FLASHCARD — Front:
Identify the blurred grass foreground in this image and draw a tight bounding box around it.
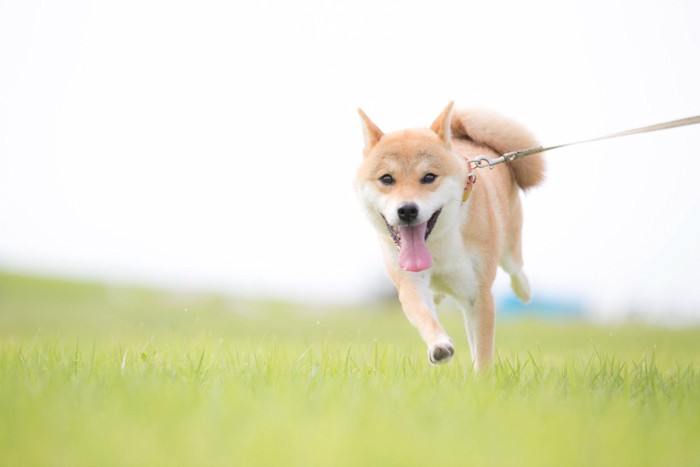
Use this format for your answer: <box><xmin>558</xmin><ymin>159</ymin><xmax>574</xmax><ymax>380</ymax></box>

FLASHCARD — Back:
<box><xmin>1</xmin><ymin>271</ymin><xmax>699</xmax><ymax>466</ymax></box>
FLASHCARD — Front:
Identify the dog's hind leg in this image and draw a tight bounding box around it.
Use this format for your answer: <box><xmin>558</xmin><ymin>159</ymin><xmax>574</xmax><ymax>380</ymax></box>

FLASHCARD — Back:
<box><xmin>502</xmin><ymin>254</ymin><xmax>531</xmax><ymax>303</ymax></box>
<box><xmin>501</xmin><ymin>196</ymin><xmax>532</xmax><ymax>303</ymax></box>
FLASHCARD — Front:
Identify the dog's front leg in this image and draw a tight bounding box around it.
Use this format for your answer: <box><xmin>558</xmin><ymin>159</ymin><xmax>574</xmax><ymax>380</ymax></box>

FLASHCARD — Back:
<box><xmin>463</xmin><ymin>286</ymin><xmax>495</xmax><ymax>372</ymax></box>
<box><xmin>395</xmin><ymin>274</ymin><xmax>454</xmax><ymax>364</ymax></box>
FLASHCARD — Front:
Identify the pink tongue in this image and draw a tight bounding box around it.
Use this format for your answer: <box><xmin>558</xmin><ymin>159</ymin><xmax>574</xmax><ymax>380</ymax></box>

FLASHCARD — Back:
<box><xmin>398</xmin><ymin>222</ymin><xmax>432</xmax><ymax>272</ymax></box>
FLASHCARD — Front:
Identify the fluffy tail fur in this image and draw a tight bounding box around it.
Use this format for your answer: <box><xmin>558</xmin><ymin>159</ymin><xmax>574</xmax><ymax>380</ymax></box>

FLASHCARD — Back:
<box><xmin>450</xmin><ymin>108</ymin><xmax>545</xmax><ymax>190</ymax></box>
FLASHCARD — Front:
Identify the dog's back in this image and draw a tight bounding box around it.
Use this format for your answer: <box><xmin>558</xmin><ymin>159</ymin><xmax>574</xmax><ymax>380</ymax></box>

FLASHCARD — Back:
<box><xmin>450</xmin><ymin>108</ymin><xmax>545</xmax><ymax>190</ymax></box>
<box><xmin>446</xmin><ymin>109</ymin><xmax>545</xmax><ymax>304</ymax></box>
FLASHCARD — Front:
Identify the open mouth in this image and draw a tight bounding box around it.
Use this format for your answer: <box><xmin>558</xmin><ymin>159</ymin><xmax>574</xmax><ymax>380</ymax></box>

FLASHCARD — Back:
<box><xmin>382</xmin><ymin>210</ymin><xmax>442</xmax><ymax>247</ymax></box>
<box><xmin>381</xmin><ymin>209</ymin><xmax>441</xmax><ymax>272</ymax></box>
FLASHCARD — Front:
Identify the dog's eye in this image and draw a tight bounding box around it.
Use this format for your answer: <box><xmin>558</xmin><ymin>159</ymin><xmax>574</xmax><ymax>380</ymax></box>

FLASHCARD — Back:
<box><xmin>379</xmin><ymin>174</ymin><xmax>395</xmax><ymax>186</ymax></box>
<box><xmin>421</xmin><ymin>173</ymin><xmax>438</xmax><ymax>184</ymax></box>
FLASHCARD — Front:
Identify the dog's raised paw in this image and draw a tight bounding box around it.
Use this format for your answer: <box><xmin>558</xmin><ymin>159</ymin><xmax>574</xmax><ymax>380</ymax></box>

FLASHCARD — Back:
<box><xmin>428</xmin><ymin>341</ymin><xmax>454</xmax><ymax>365</ymax></box>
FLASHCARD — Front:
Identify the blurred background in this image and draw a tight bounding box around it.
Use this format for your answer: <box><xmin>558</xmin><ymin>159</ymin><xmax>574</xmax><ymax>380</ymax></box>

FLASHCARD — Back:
<box><xmin>1</xmin><ymin>0</ymin><xmax>699</xmax><ymax>323</ymax></box>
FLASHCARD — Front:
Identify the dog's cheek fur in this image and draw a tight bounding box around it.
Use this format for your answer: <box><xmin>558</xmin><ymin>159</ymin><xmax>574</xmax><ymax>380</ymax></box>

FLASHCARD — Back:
<box><xmin>354</xmin><ymin>176</ymin><xmax>409</xmax><ymax>227</ymax></box>
<box><xmin>356</xmin><ymin>181</ymin><xmax>392</xmax><ymax>233</ymax></box>
<box><xmin>428</xmin><ymin>178</ymin><xmax>464</xmax><ymax>235</ymax></box>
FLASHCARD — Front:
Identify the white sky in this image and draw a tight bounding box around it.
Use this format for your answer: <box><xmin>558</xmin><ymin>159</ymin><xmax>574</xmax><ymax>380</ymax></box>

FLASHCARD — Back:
<box><xmin>1</xmin><ymin>0</ymin><xmax>700</xmax><ymax>321</ymax></box>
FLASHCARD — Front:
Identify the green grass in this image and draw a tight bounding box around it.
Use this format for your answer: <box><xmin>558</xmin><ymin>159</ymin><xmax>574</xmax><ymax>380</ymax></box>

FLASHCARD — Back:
<box><xmin>1</xmin><ymin>272</ymin><xmax>699</xmax><ymax>466</ymax></box>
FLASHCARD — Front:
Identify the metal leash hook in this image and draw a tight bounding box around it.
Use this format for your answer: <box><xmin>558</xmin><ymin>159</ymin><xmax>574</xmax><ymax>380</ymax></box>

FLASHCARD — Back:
<box><xmin>468</xmin><ymin>155</ymin><xmax>504</xmax><ymax>169</ymax></box>
<box><xmin>468</xmin><ymin>146</ymin><xmax>548</xmax><ymax>170</ymax></box>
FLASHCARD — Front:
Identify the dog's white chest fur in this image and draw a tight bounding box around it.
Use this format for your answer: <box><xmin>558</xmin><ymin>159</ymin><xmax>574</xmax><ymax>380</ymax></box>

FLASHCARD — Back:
<box><xmin>429</xmin><ymin>239</ymin><xmax>481</xmax><ymax>304</ymax></box>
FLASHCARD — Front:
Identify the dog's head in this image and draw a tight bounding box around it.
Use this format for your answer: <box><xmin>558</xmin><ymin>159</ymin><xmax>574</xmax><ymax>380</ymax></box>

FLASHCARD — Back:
<box><xmin>354</xmin><ymin>103</ymin><xmax>465</xmax><ymax>272</ymax></box>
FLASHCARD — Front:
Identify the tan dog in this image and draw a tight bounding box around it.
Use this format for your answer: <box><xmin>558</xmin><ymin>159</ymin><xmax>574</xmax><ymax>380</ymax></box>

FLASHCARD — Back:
<box><xmin>355</xmin><ymin>103</ymin><xmax>545</xmax><ymax>371</ymax></box>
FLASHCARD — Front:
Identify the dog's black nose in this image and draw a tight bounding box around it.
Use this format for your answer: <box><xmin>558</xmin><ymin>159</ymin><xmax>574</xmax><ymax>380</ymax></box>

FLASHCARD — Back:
<box><xmin>397</xmin><ymin>203</ymin><xmax>419</xmax><ymax>222</ymax></box>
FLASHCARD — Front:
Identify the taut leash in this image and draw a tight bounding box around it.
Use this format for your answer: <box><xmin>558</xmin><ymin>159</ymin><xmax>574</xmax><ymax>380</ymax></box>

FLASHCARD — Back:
<box><xmin>467</xmin><ymin>114</ymin><xmax>700</xmax><ymax>170</ymax></box>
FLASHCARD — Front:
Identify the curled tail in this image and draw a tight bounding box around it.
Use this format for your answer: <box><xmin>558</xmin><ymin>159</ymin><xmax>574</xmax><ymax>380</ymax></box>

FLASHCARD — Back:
<box><xmin>450</xmin><ymin>108</ymin><xmax>545</xmax><ymax>190</ymax></box>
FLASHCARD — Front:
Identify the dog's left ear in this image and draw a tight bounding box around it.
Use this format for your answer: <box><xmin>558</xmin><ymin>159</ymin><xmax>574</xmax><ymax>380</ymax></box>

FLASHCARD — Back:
<box><xmin>430</xmin><ymin>101</ymin><xmax>454</xmax><ymax>149</ymax></box>
<box><xmin>358</xmin><ymin>108</ymin><xmax>384</xmax><ymax>157</ymax></box>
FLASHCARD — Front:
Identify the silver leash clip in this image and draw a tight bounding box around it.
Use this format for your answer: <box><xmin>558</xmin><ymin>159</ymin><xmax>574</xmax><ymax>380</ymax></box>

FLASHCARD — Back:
<box><xmin>469</xmin><ymin>155</ymin><xmax>505</xmax><ymax>169</ymax></box>
<box><xmin>469</xmin><ymin>146</ymin><xmax>545</xmax><ymax>169</ymax></box>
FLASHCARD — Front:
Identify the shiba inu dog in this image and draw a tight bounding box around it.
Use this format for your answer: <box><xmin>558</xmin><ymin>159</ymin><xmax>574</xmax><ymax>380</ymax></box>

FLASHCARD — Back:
<box><xmin>355</xmin><ymin>103</ymin><xmax>544</xmax><ymax>371</ymax></box>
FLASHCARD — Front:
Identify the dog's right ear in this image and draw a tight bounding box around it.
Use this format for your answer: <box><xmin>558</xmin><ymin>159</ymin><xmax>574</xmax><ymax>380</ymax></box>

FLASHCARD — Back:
<box><xmin>430</xmin><ymin>101</ymin><xmax>454</xmax><ymax>149</ymax></box>
<box><xmin>358</xmin><ymin>108</ymin><xmax>384</xmax><ymax>157</ymax></box>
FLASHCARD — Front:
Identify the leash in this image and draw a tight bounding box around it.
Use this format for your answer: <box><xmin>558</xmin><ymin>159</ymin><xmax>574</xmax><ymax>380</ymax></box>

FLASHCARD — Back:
<box><xmin>467</xmin><ymin>114</ymin><xmax>700</xmax><ymax>170</ymax></box>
